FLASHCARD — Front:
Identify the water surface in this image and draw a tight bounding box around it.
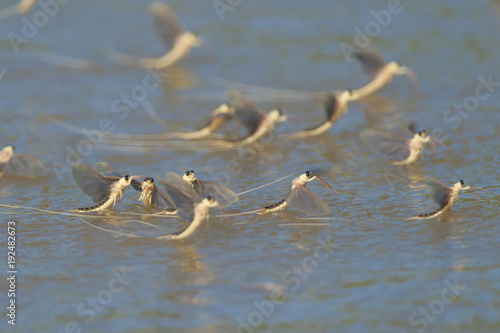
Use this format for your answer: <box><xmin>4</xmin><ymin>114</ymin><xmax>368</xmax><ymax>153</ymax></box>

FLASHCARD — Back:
<box><xmin>0</xmin><ymin>0</ymin><xmax>499</xmax><ymax>332</ymax></box>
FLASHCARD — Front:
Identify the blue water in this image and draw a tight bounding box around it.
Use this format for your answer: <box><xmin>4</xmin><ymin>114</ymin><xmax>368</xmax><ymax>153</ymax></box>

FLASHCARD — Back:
<box><xmin>0</xmin><ymin>0</ymin><xmax>499</xmax><ymax>332</ymax></box>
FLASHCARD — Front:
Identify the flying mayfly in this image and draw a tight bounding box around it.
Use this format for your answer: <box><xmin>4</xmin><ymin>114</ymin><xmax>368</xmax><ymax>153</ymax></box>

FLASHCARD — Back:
<box><xmin>259</xmin><ymin>171</ymin><xmax>332</xmax><ymax>216</ymax></box>
<box><xmin>71</xmin><ymin>163</ymin><xmax>142</xmax><ymax>212</ymax></box>
<box><xmin>222</xmin><ymin>90</ymin><xmax>287</xmax><ymax>146</ymax></box>
<box><xmin>105</xmin><ymin>1</ymin><xmax>202</xmax><ymax>70</ymax></box>
<box><xmin>207</xmin><ymin>46</ymin><xmax>417</xmax><ymax>104</ymax></box>
<box><xmin>134</xmin><ymin>177</ymin><xmax>177</xmax><ymax>213</ymax></box>
<box><xmin>0</xmin><ymin>145</ymin><xmax>45</xmax><ymax>179</ymax></box>
<box><xmin>102</xmin><ymin>103</ymin><xmax>235</xmax><ymax>145</ymax></box>
<box><xmin>156</xmin><ymin>172</ymin><xmax>220</xmax><ymax>240</ymax></box>
<box><xmin>280</xmin><ymin>90</ymin><xmax>352</xmax><ymax>140</ymax></box>
<box><xmin>360</xmin><ymin>126</ymin><xmax>447</xmax><ymax>165</ymax></box>
<box><xmin>349</xmin><ymin>47</ymin><xmax>419</xmax><ymax>101</ymax></box>
<box><xmin>0</xmin><ymin>0</ymin><xmax>37</xmax><ymax>19</ymax></box>
<box><xmin>407</xmin><ymin>178</ymin><xmax>492</xmax><ymax>220</ymax></box>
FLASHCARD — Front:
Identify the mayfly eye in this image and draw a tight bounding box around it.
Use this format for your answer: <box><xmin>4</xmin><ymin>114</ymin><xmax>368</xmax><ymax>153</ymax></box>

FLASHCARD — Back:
<box><xmin>305</xmin><ymin>171</ymin><xmax>311</xmax><ymax>177</ymax></box>
<box><xmin>125</xmin><ymin>175</ymin><xmax>130</xmax><ymax>181</ymax></box>
<box><xmin>460</xmin><ymin>180</ymin><xmax>464</xmax><ymax>185</ymax></box>
<box><xmin>150</xmin><ymin>178</ymin><xmax>154</xmax><ymax>182</ymax></box>
<box><xmin>347</xmin><ymin>89</ymin><xmax>353</xmax><ymax>94</ymax></box>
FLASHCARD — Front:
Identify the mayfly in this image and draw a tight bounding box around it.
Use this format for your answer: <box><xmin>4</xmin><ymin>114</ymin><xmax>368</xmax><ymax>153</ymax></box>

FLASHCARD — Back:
<box><xmin>102</xmin><ymin>103</ymin><xmax>234</xmax><ymax>144</ymax></box>
<box><xmin>0</xmin><ymin>145</ymin><xmax>45</xmax><ymax>179</ymax></box>
<box><xmin>180</xmin><ymin>170</ymin><xmax>238</xmax><ymax>207</ymax></box>
<box><xmin>223</xmin><ymin>90</ymin><xmax>287</xmax><ymax>147</ymax></box>
<box><xmin>208</xmin><ymin>47</ymin><xmax>416</xmax><ymax>103</ymax></box>
<box><xmin>360</xmin><ymin>127</ymin><xmax>446</xmax><ymax>165</ymax></box>
<box><xmin>281</xmin><ymin>90</ymin><xmax>352</xmax><ymax>139</ymax></box>
<box><xmin>407</xmin><ymin>178</ymin><xmax>492</xmax><ymax>220</ymax></box>
<box><xmin>71</xmin><ymin>164</ymin><xmax>139</xmax><ymax>212</ymax></box>
<box><xmin>105</xmin><ymin>1</ymin><xmax>202</xmax><ymax>70</ymax></box>
<box><xmin>0</xmin><ymin>0</ymin><xmax>37</xmax><ymax>19</ymax></box>
<box><xmin>134</xmin><ymin>177</ymin><xmax>177</xmax><ymax>213</ymax></box>
<box><xmin>156</xmin><ymin>173</ymin><xmax>220</xmax><ymax>240</ymax></box>
<box><xmin>259</xmin><ymin>171</ymin><xmax>332</xmax><ymax>216</ymax></box>
<box><xmin>350</xmin><ymin>47</ymin><xmax>419</xmax><ymax>101</ymax></box>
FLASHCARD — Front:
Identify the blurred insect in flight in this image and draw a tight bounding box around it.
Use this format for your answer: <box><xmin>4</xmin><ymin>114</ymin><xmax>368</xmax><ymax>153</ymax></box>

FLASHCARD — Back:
<box><xmin>105</xmin><ymin>1</ymin><xmax>202</xmax><ymax>70</ymax></box>
<box><xmin>259</xmin><ymin>171</ymin><xmax>332</xmax><ymax>216</ymax></box>
<box><xmin>156</xmin><ymin>173</ymin><xmax>220</xmax><ymax>240</ymax></box>
<box><xmin>407</xmin><ymin>178</ymin><xmax>492</xmax><ymax>220</ymax></box>
<box><xmin>71</xmin><ymin>164</ymin><xmax>141</xmax><ymax>212</ymax></box>
<box><xmin>0</xmin><ymin>145</ymin><xmax>45</xmax><ymax>179</ymax></box>
<box><xmin>361</xmin><ymin>126</ymin><xmax>446</xmax><ymax>165</ymax></box>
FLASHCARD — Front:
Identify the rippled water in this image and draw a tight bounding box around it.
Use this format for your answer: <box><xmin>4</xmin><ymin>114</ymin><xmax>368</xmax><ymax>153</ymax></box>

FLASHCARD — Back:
<box><xmin>1</xmin><ymin>0</ymin><xmax>500</xmax><ymax>332</ymax></box>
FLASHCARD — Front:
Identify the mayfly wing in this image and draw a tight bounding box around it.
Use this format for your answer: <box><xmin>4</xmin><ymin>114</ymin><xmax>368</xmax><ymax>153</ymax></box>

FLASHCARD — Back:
<box><xmin>72</xmin><ymin>164</ymin><xmax>111</xmax><ymax>203</ymax></box>
<box><xmin>149</xmin><ymin>1</ymin><xmax>184</xmax><ymax>51</ymax></box>
<box><xmin>323</xmin><ymin>93</ymin><xmax>339</xmax><ymax>120</ymax></box>
<box><xmin>360</xmin><ymin>129</ymin><xmax>410</xmax><ymax>163</ymax></box>
<box><xmin>94</xmin><ymin>162</ymin><xmax>117</xmax><ymax>175</ymax></box>
<box><xmin>286</xmin><ymin>187</ymin><xmax>331</xmax><ymax>216</ymax></box>
<box><xmin>198</xmin><ymin>181</ymin><xmax>239</xmax><ymax>208</ymax></box>
<box><xmin>424</xmin><ymin>178</ymin><xmax>451</xmax><ymax>207</ymax></box>
<box><xmin>94</xmin><ymin>162</ymin><xmax>142</xmax><ymax>191</ymax></box>
<box><xmin>164</xmin><ymin>172</ymin><xmax>201</xmax><ymax>200</ymax></box>
<box><xmin>354</xmin><ymin>48</ymin><xmax>387</xmax><ymax>78</ymax></box>
<box><xmin>129</xmin><ymin>179</ymin><xmax>143</xmax><ymax>192</ymax></box>
<box><xmin>151</xmin><ymin>187</ymin><xmax>176</xmax><ymax>210</ymax></box>
<box><xmin>227</xmin><ymin>90</ymin><xmax>266</xmax><ymax>135</ymax></box>
<box><xmin>2</xmin><ymin>154</ymin><xmax>45</xmax><ymax>178</ymax></box>
<box><xmin>407</xmin><ymin>121</ymin><xmax>417</xmax><ymax>134</ymax></box>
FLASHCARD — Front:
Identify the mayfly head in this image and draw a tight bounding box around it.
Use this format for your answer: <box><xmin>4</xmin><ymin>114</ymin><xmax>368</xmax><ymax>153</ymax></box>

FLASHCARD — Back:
<box><xmin>183</xmin><ymin>170</ymin><xmax>196</xmax><ymax>182</ymax></box>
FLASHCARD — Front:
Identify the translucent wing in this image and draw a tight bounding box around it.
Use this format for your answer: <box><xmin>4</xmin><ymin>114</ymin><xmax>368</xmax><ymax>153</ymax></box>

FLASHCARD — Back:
<box><xmin>94</xmin><ymin>162</ymin><xmax>118</xmax><ymax>175</ymax></box>
<box><xmin>407</xmin><ymin>121</ymin><xmax>418</xmax><ymax>134</ymax></box>
<box><xmin>1</xmin><ymin>153</ymin><xmax>45</xmax><ymax>178</ymax></box>
<box><xmin>197</xmin><ymin>180</ymin><xmax>239</xmax><ymax>208</ymax></box>
<box><xmin>72</xmin><ymin>164</ymin><xmax>111</xmax><ymax>203</ymax></box>
<box><xmin>94</xmin><ymin>162</ymin><xmax>142</xmax><ymax>191</ymax></box>
<box><xmin>158</xmin><ymin>173</ymin><xmax>200</xmax><ymax>221</ymax></box>
<box><xmin>164</xmin><ymin>173</ymin><xmax>201</xmax><ymax>201</ymax></box>
<box><xmin>286</xmin><ymin>187</ymin><xmax>331</xmax><ymax>216</ymax></box>
<box><xmin>354</xmin><ymin>48</ymin><xmax>387</xmax><ymax>78</ymax></box>
<box><xmin>323</xmin><ymin>93</ymin><xmax>339</xmax><ymax>120</ymax></box>
<box><xmin>227</xmin><ymin>90</ymin><xmax>266</xmax><ymax>135</ymax></box>
<box><xmin>151</xmin><ymin>187</ymin><xmax>176</xmax><ymax>210</ymax></box>
<box><xmin>149</xmin><ymin>1</ymin><xmax>184</xmax><ymax>51</ymax></box>
<box><xmin>424</xmin><ymin>178</ymin><xmax>451</xmax><ymax>206</ymax></box>
<box><xmin>360</xmin><ymin>129</ymin><xmax>410</xmax><ymax>162</ymax></box>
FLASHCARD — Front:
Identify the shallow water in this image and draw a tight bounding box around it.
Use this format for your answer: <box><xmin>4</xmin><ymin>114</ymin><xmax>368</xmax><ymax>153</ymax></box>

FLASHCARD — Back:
<box><xmin>1</xmin><ymin>0</ymin><xmax>500</xmax><ymax>332</ymax></box>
